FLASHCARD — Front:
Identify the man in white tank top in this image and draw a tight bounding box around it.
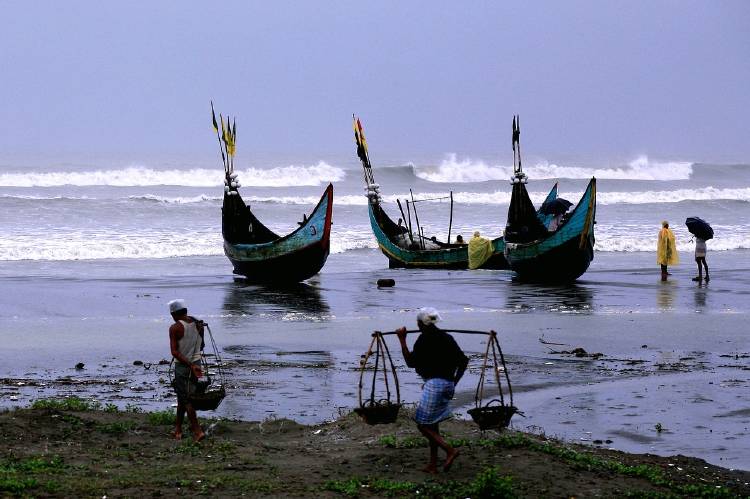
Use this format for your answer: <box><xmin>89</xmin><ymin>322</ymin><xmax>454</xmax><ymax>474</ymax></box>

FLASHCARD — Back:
<box><xmin>168</xmin><ymin>299</ymin><xmax>206</xmax><ymax>442</ymax></box>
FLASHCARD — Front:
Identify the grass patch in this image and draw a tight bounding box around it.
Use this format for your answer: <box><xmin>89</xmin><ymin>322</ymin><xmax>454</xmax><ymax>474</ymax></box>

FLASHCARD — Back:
<box><xmin>0</xmin><ymin>477</ymin><xmax>39</xmax><ymax>494</ymax></box>
<box><xmin>125</xmin><ymin>403</ymin><xmax>144</xmax><ymax>413</ymax></box>
<box><xmin>0</xmin><ymin>456</ymin><xmax>65</xmax><ymax>494</ymax></box>
<box><xmin>480</xmin><ymin>433</ymin><xmax>734</xmax><ymax>498</ymax></box>
<box><xmin>147</xmin><ymin>409</ymin><xmax>175</xmax><ymax>426</ymax></box>
<box><xmin>98</xmin><ymin>420</ymin><xmax>138</xmax><ymax>435</ymax></box>
<box><xmin>174</xmin><ymin>441</ymin><xmax>202</xmax><ymax>457</ymax></box>
<box><xmin>378</xmin><ymin>435</ymin><xmax>427</xmax><ymax>449</ymax></box>
<box><xmin>0</xmin><ymin>456</ymin><xmax>64</xmax><ymax>474</ymax></box>
<box><xmin>31</xmin><ymin>397</ymin><xmax>101</xmax><ymax>411</ymax></box>
<box><xmin>103</xmin><ymin>403</ymin><xmax>119</xmax><ymax>413</ymax></box>
<box><xmin>323</xmin><ymin>467</ymin><xmax>515</xmax><ymax>498</ymax></box>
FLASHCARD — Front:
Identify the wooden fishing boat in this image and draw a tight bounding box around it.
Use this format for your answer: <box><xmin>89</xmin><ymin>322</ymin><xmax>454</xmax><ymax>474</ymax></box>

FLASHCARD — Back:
<box><xmin>222</xmin><ymin>183</ymin><xmax>333</xmax><ymax>282</ymax></box>
<box><xmin>503</xmin><ymin>116</ymin><xmax>596</xmax><ymax>282</ymax></box>
<box><xmin>212</xmin><ymin>104</ymin><xmax>333</xmax><ymax>282</ymax></box>
<box><xmin>353</xmin><ymin>116</ymin><xmax>508</xmax><ymax>269</ymax></box>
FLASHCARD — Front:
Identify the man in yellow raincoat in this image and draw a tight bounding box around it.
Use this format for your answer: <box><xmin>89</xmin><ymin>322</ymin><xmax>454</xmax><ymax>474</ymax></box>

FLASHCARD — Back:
<box><xmin>657</xmin><ymin>221</ymin><xmax>679</xmax><ymax>281</ymax></box>
<box><xmin>468</xmin><ymin>231</ymin><xmax>493</xmax><ymax>269</ymax></box>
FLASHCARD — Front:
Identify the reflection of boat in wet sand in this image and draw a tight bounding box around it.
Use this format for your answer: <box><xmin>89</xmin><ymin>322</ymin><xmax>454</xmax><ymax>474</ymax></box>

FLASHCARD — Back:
<box><xmin>504</xmin><ymin>116</ymin><xmax>597</xmax><ymax>282</ymax></box>
<box><xmin>222</xmin><ymin>280</ymin><xmax>330</xmax><ymax>319</ymax></box>
<box><xmin>213</xmin><ymin>104</ymin><xmax>333</xmax><ymax>282</ymax></box>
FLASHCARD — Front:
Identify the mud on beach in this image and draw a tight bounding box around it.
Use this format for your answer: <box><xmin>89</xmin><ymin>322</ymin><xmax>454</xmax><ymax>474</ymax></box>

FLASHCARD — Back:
<box><xmin>1</xmin><ymin>400</ymin><xmax>749</xmax><ymax>498</ymax></box>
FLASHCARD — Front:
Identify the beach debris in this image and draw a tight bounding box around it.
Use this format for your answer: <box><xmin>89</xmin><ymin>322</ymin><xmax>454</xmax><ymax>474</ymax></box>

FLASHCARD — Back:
<box><xmin>376</xmin><ymin>278</ymin><xmax>395</xmax><ymax>288</ymax></box>
<box><xmin>75</xmin><ymin>363</ymin><xmax>85</xmax><ymax>370</ymax></box>
<box><xmin>133</xmin><ymin>360</ymin><xmax>144</xmax><ymax>366</ymax></box>
<box><xmin>539</xmin><ymin>336</ymin><xmax>567</xmax><ymax>346</ymax></box>
<box><xmin>550</xmin><ymin>347</ymin><xmax>603</xmax><ymax>359</ymax></box>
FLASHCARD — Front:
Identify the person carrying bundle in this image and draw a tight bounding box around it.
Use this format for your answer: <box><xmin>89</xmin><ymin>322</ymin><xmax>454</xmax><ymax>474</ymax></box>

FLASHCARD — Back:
<box><xmin>168</xmin><ymin>299</ymin><xmax>206</xmax><ymax>442</ymax></box>
<box><xmin>396</xmin><ymin>308</ymin><xmax>469</xmax><ymax>474</ymax></box>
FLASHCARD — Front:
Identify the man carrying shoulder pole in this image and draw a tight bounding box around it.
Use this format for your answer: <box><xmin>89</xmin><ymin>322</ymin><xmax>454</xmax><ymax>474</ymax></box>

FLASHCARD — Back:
<box><xmin>396</xmin><ymin>308</ymin><xmax>469</xmax><ymax>474</ymax></box>
<box><xmin>168</xmin><ymin>299</ymin><xmax>206</xmax><ymax>442</ymax></box>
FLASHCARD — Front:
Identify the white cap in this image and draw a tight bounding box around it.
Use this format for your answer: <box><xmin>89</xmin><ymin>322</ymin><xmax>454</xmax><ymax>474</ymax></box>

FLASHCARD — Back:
<box><xmin>417</xmin><ymin>307</ymin><xmax>441</xmax><ymax>326</ymax></box>
<box><xmin>168</xmin><ymin>299</ymin><xmax>187</xmax><ymax>314</ymax></box>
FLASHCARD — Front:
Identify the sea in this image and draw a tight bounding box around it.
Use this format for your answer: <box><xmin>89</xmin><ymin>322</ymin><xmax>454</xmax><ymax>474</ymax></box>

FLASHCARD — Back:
<box><xmin>1</xmin><ymin>154</ymin><xmax>749</xmax><ymax>470</ymax></box>
<box><xmin>1</xmin><ymin>155</ymin><xmax>749</xmax><ymax>261</ymax></box>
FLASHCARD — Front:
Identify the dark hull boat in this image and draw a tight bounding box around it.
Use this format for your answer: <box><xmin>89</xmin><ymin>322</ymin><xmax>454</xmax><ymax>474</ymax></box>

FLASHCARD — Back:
<box><xmin>212</xmin><ymin>104</ymin><xmax>333</xmax><ymax>283</ymax></box>
<box><xmin>503</xmin><ymin>116</ymin><xmax>596</xmax><ymax>282</ymax></box>
<box><xmin>353</xmin><ymin>116</ymin><xmax>507</xmax><ymax>270</ymax></box>
<box><xmin>222</xmin><ymin>184</ymin><xmax>333</xmax><ymax>282</ymax></box>
<box><xmin>367</xmin><ymin>201</ymin><xmax>508</xmax><ymax>269</ymax></box>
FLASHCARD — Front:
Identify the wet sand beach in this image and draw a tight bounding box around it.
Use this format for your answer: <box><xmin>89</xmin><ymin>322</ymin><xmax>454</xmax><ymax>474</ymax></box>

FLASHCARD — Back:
<box><xmin>2</xmin><ymin>250</ymin><xmax>749</xmax><ymax>476</ymax></box>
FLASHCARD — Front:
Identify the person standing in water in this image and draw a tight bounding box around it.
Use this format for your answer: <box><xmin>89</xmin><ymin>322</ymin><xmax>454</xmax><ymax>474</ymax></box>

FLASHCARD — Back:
<box><xmin>657</xmin><ymin>221</ymin><xmax>679</xmax><ymax>281</ymax></box>
<box><xmin>693</xmin><ymin>237</ymin><xmax>710</xmax><ymax>282</ymax></box>
<box><xmin>396</xmin><ymin>308</ymin><xmax>469</xmax><ymax>474</ymax></box>
<box><xmin>168</xmin><ymin>299</ymin><xmax>206</xmax><ymax>442</ymax></box>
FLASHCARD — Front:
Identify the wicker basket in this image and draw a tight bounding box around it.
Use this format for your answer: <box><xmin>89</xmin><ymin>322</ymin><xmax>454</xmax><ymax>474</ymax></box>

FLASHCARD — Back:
<box><xmin>189</xmin><ymin>387</ymin><xmax>226</xmax><ymax>411</ymax></box>
<box><xmin>354</xmin><ymin>401</ymin><xmax>401</xmax><ymax>425</ymax></box>
<box><xmin>467</xmin><ymin>400</ymin><xmax>517</xmax><ymax>430</ymax></box>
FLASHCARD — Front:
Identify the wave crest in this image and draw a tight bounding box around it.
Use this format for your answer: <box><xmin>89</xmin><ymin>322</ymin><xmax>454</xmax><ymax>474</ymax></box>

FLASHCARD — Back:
<box><xmin>415</xmin><ymin>154</ymin><xmax>693</xmax><ymax>183</ymax></box>
<box><xmin>0</xmin><ymin>161</ymin><xmax>345</xmax><ymax>188</ymax></box>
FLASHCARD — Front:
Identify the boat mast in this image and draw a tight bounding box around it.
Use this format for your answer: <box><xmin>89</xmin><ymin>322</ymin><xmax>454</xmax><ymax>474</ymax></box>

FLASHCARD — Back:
<box><xmin>511</xmin><ymin>115</ymin><xmax>526</xmax><ymax>185</ymax></box>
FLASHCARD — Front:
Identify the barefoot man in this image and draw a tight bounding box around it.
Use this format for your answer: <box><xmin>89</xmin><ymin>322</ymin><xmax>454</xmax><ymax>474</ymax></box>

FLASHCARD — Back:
<box><xmin>168</xmin><ymin>299</ymin><xmax>206</xmax><ymax>442</ymax></box>
<box><xmin>396</xmin><ymin>308</ymin><xmax>469</xmax><ymax>473</ymax></box>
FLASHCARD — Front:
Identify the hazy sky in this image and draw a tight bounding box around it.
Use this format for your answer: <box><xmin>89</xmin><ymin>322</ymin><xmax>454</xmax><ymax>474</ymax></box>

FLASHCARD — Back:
<box><xmin>1</xmin><ymin>1</ymin><xmax>748</xmax><ymax>165</ymax></box>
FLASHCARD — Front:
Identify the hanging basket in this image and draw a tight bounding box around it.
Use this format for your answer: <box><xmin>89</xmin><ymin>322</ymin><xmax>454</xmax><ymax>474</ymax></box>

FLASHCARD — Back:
<box><xmin>356</xmin><ymin>332</ymin><xmax>401</xmax><ymax>426</ymax></box>
<box><xmin>468</xmin><ymin>399</ymin><xmax>517</xmax><ymax>430</ymax></box>
<box><xmin>354</xmin><ymin>399</ymin><xmax>401</xmax><ymax>425</ymax></box>
<box><xmin>469</xmin><ymin>330</ymin><xmax>517</xmax><ymax>431</ymax></box>
<box><xmin>168</xmin><ymin>322</ymin><xmax>228</xmax><ymax>412</ymax></box>
<box><xmin>189</xmin><ymin>386</ymin><xmax>226</xmax><ymax>411</ymax></box>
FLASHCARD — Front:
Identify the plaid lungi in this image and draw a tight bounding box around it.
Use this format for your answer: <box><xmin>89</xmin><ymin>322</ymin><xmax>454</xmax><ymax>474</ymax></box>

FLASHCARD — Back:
<box><xmin>415</xmin><ymin>378</ymin><xmax>455</xmax><ymax>425</ymax></box>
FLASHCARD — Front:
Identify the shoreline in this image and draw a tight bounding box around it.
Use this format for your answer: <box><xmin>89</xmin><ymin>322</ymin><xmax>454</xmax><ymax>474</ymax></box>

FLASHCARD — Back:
<box><xmin>1</xmin><ymin>399</ymin><xmax>749</xmax><ymax>497</ymax></box>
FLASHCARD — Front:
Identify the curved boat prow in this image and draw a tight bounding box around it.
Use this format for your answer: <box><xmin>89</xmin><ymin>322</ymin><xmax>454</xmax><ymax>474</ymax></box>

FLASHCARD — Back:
<box><xmin>504</xmin><ymin>177</ymin><xmax>596</xmax><ymax>282</ymax></box>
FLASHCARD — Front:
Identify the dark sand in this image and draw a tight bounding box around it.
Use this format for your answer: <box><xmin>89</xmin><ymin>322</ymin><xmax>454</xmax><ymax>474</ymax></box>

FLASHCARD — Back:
<box><xmin>2</xmin><ymin>404</ymin><xmax>749</xmax><ymax>497</ymax></box>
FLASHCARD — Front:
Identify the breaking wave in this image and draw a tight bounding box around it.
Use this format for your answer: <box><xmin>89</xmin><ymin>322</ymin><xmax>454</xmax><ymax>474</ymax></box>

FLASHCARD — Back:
<box><xmin>0</xmin><ymin>161</ymin><xmax>345</xmax><ymax>188</ymax></box>
<box><xmin>415</xmin><ymin>154</ymin><xmax>693</xmax><ymax>183</ymax></box>
<box><xmin>233</xmin><ymin>187</ymin><xmax>750</xmax><ymax>206</ymax></box>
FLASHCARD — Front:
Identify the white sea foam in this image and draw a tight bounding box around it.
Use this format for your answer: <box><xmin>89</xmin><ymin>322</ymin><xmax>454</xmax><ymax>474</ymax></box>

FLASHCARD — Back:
<box><xmin>594</xmin><ymin>225</ymin><xmax>750</xmax><ymax>252</ymax></box>
<box><xmin>3</xmin><ymin>222</ymin><xmax>748</xmax><ymax>262</ymax></box>
<box><xmin>0</xmin><ymin>161</ymin><xmax>345</xmax><ymax>188</ymax></box>
<box><xmin>130</xmin><ymin>194</ymin><xmax>221</xmax><ymax>204</ymax></box>
<box><xmin>0</xmin><ymin>231</ymin><xmax>225</xmax><ymax>261</ymax></box>
<box><xmin>415</xmin><ymin>154</ymin><xmax>693</xmax><ymax>183</ymax></box>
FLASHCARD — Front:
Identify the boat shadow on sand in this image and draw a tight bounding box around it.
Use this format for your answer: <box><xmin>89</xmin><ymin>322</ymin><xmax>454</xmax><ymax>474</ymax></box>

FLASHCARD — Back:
<box><xmin>222</xmin><ymin>279</ymin><xmax>330</xmax><ymax>322</ymax></box>
<box><xmin>504</xmin><ymin>281</ymin><xmax>594</xmax><ymax>313</ymax></box>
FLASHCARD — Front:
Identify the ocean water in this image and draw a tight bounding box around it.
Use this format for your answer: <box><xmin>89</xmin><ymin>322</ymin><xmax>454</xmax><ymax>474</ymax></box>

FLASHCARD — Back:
<box><xmin>1</xmin><ymin>155</ymin><xmax>748</xmax><ymax>262</ymax></box>
<box><xmin>1</xmin><ymin>154</ymin><xmax>750</xmax><ymax>469</ymax></box>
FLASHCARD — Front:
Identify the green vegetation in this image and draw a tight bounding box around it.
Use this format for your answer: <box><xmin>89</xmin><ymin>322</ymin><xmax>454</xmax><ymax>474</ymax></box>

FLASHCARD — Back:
<box><xmin>478</xmin><ymin>432</ymin><xmax>734</xmax><ymax>498</ymax></box>
<box><xmin>378</xmin><ymin>435</ymin><xmax>427</xmax><ymax>449</ymax></box>
<box><xmin>31</xmin><ymin>397</ymin><xmax>101</xmax><ymax>411</ymax></box>
<box><xmin>147</xmin><ymin>409</ymin><xmax>175</xmax><ymax>426</ymax></box>
<box><xmin>98</xmin><ymin>420</ymin><xmax>138</xmax><ymax>435</ymax></box>
<box><xmin>0</xmin><ymin>456</ymin><xmax>65</xmax><ymax>494</ymax></box>
<box><xmin>323</xmin><ymin>466</ymin><xmax>515</xmax><ymax>498</ymax></box>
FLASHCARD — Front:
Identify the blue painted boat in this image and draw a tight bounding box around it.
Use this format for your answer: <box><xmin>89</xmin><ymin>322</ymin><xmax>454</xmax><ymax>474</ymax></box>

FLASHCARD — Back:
<box><xmin>503</xmin><ymin>116</ymin><xmax>596</xmax><ymax>282</ymax></box>
<box><xmin>353</xmin><ymin>115</ymin><xmax>508</xmax><ymax>269</ymax></box>
<box><xmin>222</xmin><ymin>183</ymin><xmax>333</xmax><ymax>282</ymax></box>
<box><xmin>211</xmin><ymin>106</ymin><xmax>333</xmax><ymax>282</ymax></box>
<box><xmin>504</xmin><ymin>178</ymin><xmax>596</xmax><ymax>282</ymax></box>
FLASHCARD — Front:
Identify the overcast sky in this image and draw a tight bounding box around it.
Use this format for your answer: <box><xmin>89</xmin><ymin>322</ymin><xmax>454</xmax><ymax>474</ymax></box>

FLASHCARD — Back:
<box><xmin>1</xmin><ymin>1</ymin><xmax>748</xmax><ymax>165</ymax></box>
